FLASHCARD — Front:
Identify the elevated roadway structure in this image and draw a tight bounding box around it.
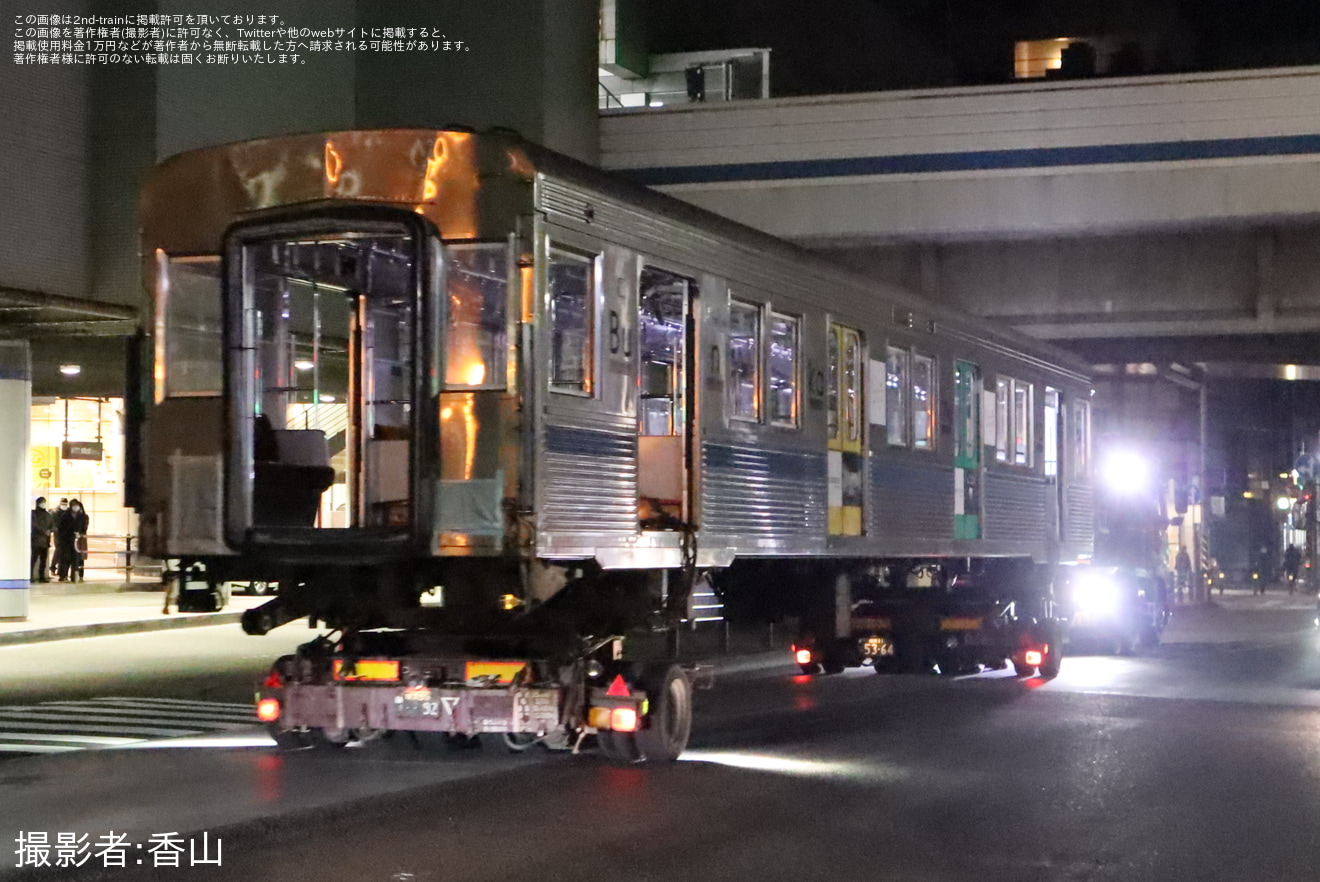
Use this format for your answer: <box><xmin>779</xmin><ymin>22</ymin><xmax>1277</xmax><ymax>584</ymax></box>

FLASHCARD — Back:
<box><xmin>601</xmin><ymin>66</ymin><xmax>1320</xmax><ymax>366</ymax></box>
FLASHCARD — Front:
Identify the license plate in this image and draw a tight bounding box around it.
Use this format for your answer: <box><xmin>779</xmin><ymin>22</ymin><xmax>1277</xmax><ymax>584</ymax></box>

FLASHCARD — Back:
<box><xmin>395</xmin><ymin>687</ymin><xmax>445</xmax><ymax>718</ymax></box>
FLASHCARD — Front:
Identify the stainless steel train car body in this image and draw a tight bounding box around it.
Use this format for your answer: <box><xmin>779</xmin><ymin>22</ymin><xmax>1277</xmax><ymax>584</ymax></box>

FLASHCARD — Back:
<box><xmin>137</xmin><ymin>128</ymin><xmax>1093</xmax><ymax>593</ymax></box>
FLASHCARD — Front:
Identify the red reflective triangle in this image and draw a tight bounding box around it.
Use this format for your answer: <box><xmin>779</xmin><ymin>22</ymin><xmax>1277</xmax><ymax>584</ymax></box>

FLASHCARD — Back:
<box><xmin>606</xmin><ymin>675</ymin><xmax>630</xmax><ymax>697</ymax></box>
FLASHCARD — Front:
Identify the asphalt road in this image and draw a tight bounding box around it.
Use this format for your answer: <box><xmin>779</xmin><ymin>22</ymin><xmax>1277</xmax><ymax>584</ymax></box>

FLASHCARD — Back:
<box><xmin>3</xmin><ymin>595</ymin><xmax>1320</xmax><ymax>881</ymax></box>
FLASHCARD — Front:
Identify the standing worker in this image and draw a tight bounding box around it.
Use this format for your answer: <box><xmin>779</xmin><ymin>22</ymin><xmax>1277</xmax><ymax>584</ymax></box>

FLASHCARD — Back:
<box><xmin>55</xmin><ymin>499</ymin><xmax>89</xmax><ymax>583</ymax></box>
<box><xmin>49</xmin><ymin>498</ymin><xmax>69</xmax><ymax>579</ymax></box>
<box><xmin>1175</xmin><ymin>546</ymin><xmax>1191</xmax><ymax>603</ymax></box>
<box><xmin>1284</xmin><ymin>544</ymin><xmax>1303</xmax><ymax>594</ymax></box>
<box><xmin>29</xmin><ymin>497</ymin><xmax>53</xmax><ymax>583</ymax></box>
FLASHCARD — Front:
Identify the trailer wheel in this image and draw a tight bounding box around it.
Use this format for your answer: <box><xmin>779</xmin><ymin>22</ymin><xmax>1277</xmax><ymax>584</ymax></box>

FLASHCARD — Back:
<box><xmin>1039</xmin><ymin>641</ymin><xmax>1062</xmax><ymax>678</ymax></box>
<box><xmin>266</xmin><ymin>723</ymin><xmax>311</xmax><ymax>751</ymax></box>
<box><xmin>308</xmin><ymin>727</ymin><xmax>351</xmax><ymax>749</ymax></box>
<box><xmin>480</xmin><ymin>733</ymin><xmax>539</xmax><ymax>753</ymax></box>
<box><xmin>1012</xmin><ymin>659</ymin><xmax>1037</xmax><ymax>677</ymax></box>
<box><xmin>596</xmin><ymin>731</ymin><xmax>640</xmax><ymax>763</ymax></box>
<box><xmin>633</xmin><ymin>664</ymin><xmax>693</xmax><ymax>762</ymax></box>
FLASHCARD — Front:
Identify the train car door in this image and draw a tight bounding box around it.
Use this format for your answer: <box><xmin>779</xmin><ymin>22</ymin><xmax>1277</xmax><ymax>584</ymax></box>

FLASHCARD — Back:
<box><xmin>953</xmin><ymin>360</ymin><xmax>982</xmax><ymax>539</ymax></box>
<box><xmin>828</xmin><ymin>323</ymin><xmax>865</xmax><ymax>536</ymax></box>
<box><xmin>1044</xmin><ymin>387</ymin><xmax>1063</xmax><ymax>539</ymax></box>
<box><xmin>637</xmin><ymin>267</ymin><xmax>695</xmax><ymax>529</ymax></box>
<box><xmin>223</xmin><ymin>213</ymin><xmax>432</xmax><ymax>546</ymax></box>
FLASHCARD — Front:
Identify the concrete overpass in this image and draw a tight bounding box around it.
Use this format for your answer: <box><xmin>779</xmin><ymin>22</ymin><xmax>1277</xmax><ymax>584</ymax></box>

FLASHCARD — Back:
<box><xmin>600</xmin><ymin>66</ymin><xmax>1320</xmax><ymax>364</ymax></box>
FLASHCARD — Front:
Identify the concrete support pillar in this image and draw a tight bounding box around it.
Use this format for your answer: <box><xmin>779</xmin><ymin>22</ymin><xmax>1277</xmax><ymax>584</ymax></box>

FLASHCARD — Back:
<box><xmin>0</xmin><ymin>342</ymin><xmax>32</xmax><ymax>621</ymax></box>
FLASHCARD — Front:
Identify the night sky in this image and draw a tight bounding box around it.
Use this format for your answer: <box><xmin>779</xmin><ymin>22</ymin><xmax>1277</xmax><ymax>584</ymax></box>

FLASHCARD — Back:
<box><xmin>642</xmin><ymin>0</ymin><xmax>1320</xmax><ymax>95</ymax></box>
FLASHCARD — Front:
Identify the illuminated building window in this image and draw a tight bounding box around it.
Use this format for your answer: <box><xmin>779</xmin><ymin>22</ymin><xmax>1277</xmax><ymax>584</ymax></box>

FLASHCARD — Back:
<box><xmin>1013</xmin><ymin>39</ymin><xmax>1071</xmax><ymax>79</ymax></box>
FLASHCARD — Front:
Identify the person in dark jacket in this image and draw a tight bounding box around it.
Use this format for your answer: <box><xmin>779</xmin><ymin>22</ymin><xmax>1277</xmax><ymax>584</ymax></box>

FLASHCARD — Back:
<box><xmin>55</xmin><ymin>499</ymin><xmax>89</xmax><ymax>582</ymax></box>
<box><xmin>49</xmin><ymin>498</ymin><xmax>69</xmax><ymax>579</ymax></box>
<box><xmin>29</xmin><ymin>497</ymin><xmax>53</xmax><ymax>583</ymax></box>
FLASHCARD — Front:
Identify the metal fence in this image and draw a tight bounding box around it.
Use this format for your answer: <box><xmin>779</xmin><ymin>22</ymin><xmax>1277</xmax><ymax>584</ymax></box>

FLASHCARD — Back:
<box><xmin>79</xmin><ymin>533</ymin><xmax>161</xmax><ymax>583</ymax></box>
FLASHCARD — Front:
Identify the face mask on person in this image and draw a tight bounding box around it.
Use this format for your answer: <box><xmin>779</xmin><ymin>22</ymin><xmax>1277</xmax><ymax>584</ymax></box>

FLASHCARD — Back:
<box><xmin>58</xmin><ymin>503</ymin><xmax>68</xmax><ymax>511</ymax></box>
<box><xmin>36</xmin><ymin>501</ymin><xmax>46</xmax><ymax>510</ymax></box>
<box><xmin>71</xmin><ymin>505</ymin><xmax>82</xmax><ymax>513</ymax></box>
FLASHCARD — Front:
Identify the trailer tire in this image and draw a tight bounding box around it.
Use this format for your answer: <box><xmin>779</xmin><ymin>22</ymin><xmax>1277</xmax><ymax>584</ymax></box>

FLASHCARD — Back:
<box><xmin>267</xmin><ymin>724</ymin><xmax>311</xmax><ymax>751</ymax></box>
<box><xmin>597</xmin><ymin>731</ymin><xmax>640</xmax><ymax>763</ymax></box>
<box><xmin>1013</xmin><ymin>659</ymin><xmax>1037</xmax><ymax>677</ymax></box>
<box><xmin>480</xmin><ymin>733</ymin><xmax>539</xmax><ymax>753</ymax></box>
<box><xmin>632</xmin><ymin>664</ymin><xmax>693</xmax><ymax>763</ymax></box>
<box><xmin>1039</xmin><ymin>642</ymin><xmax>1062</xmax><ymax>679</ymax></box>
<box><xmin>308</xmin><ymin>727</ymin><xmax>351</xmax><ymax>748</ymax></box>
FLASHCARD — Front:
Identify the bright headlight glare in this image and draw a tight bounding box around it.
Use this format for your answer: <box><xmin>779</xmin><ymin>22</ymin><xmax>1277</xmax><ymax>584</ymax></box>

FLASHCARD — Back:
<box><xmin>1101</xmin><ymin>450</ymin><xmax>1148</xmax><ymax>495</ymax></box>
<box><xmin>1073</xmin><ymin>573</ymin><xmax>1120</xmax><ymax>616</ymax></box>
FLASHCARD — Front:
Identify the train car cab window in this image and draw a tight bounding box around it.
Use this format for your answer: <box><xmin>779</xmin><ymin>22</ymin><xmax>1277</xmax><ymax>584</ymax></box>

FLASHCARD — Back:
<box><xmin>912</xmin><ymin>354</ymin><xmax>935</xmax><ymax>450</ymax></box>
<box><xmin>160</xmin><ymin>255</ymin><xmax>223</xmax><ymax>398</ymax></box>
<box><xmin>1013</xmin><ymin>380</ymin><xmax>1033</xmax><ymax>466</ymax></box>
<box><xmin>444</xmin><ymin>244</ymin><xmax>508</xmax><ymax>389</ymax></box>
<box><xmin>1072</xmin><ymin>398</ymin><xmax>1091</xmax><ymax>478</ymax></box>
<box><xmin>768</xmin><ymin>313</ymin><xmax>799</xmax><ymax>427</ymax></box>
<box><xmin>885</xmin><ymin>346</ymin><xmax>909</xmax><ymax>447</ymax></box>
<box><xmin>728</xmin><ymin>299</ymin><xmax>762</xmax><ymax>421</ymax></box>
<box><xmin>547</xmin><ymin>248</ymin><xmax>596</xmax><ymax>395</ymax></box>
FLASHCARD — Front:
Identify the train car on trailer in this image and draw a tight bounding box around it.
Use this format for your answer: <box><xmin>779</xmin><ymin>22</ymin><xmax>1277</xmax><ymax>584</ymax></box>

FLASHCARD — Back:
<box><xmin>133</xmin><ymin>128</ymin><xmax>1093</xmax><ymax>761</ymax></box>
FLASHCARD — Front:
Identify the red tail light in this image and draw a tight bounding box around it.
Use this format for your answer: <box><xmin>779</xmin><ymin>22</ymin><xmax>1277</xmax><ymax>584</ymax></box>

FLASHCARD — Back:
<box><xmin>794</xmin><ymin>648</ymin><xmax>813</xmax><ymax>666</ymax></box>
<box><xmin>610</xmin><ymin>706</ymin><xmax>638</xmax><ymax>732</ymax></box>
<box><xmin>256</xmin><ymin>698</ymin><xmax>281</xmax><ymax>722</ymax></box>
<box><xmin>1024</xmin><ymin>650</ymin><xmax>1043</xmax><ymax>667</ymax></box>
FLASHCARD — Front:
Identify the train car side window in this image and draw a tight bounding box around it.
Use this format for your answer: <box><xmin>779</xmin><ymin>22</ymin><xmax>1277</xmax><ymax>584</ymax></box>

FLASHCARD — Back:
<box><xmin>768</xmin><ymin>313</ymin><xmax>799</xmax><ymax>428</ymax></box>
<box><xmin>1072</xmin><ymin>398</ymin><xmax>1091</xmax><ymax>478</ymax></box>
<box><xmin>994</xmin><ymin>377</ymin><xmax>1010</xmax><ymax>462</ymax></box>
<box><xmin>444</xmin><ymin>244</ymin><xmax>508</xmax><ymax>390</ymax></box>
<box><xmin>842</xmin><ymin>328</ymin><xmax>862</xmax><ymax>444</ymax></box>
<box><xmin>160</xmin><ymin>254</ymin><xmax>224</xmax><ymax>398</ymax></box>
<box><xmin>886</xmin><ymin>346</ymin><xmax>909</xmax><ymax>447</ymax></box>
<box><xmin>912</xmin><ymin>353</ymin><xmax>935</xmax><ymax>450</ymax></box>
<box><xmin>547</xmin><ymin>247</ymin><xmax>596</xmax><ymax>395</ymax></box>
<box><xmin>728</xmin><ymin>299</ymin><xmax>762</xmax><ymax>421</ymax></box>
<box><xmin>827</xmin><ymin>328</ymin><xmax>840</xmax><ymax>439</ymax></box>
<box><xmin>1043</xmin><ymin>387</ymin><xmax>1060</xmax><ymax>476</ymax></box>
<box><xmin>1013</xmin><ymin>380</ymin><xmax>1033</xmax><ymax>466</ymax></box>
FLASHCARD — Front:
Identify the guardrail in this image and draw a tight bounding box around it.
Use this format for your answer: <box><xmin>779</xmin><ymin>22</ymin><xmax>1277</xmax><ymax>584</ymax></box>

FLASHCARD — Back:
<box><xmin>80</xmin><ymin>533</ymin><xmax>161</xmax><ymax>584</ymax></box>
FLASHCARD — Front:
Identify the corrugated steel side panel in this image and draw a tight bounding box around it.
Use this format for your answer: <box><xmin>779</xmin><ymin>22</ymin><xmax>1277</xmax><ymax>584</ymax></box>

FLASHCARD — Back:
<box><xmin>870</xmin><ymin>458</ymin><xmax>954</xmax><ymax>541</ymax></box>
<box><xmin>540</xmin><ymin>424</ymin><xmax>637</xmax><ymax>534</ymax></box>
<box><xmin>1064</xmin><ymin>482</ymin><xmax>1095</xmax><ymax>547</ymax></box>
<box><xmin>701</xmin><ymin>443</ymin><xmax>826</xmax><ymax>538</ymax></box>
<box><xmin>983</xmin><ymin>471</ymin><xmax>1048</xmax><ymax>543</ymax></box>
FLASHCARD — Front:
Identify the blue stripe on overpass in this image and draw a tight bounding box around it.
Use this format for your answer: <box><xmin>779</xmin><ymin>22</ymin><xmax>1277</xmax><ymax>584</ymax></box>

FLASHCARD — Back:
<box><xmin>621</xmin><ymin>132</ymin><xmax>1320</xmax><ymax>187</ymax></box>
